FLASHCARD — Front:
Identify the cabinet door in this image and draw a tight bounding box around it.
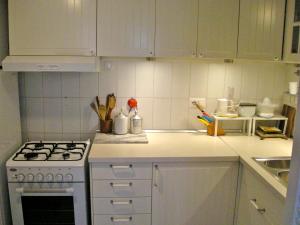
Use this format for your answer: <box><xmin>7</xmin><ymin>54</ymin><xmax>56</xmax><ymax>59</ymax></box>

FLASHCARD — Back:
<box><xmin>284</xmin><ymin>0</ymin><xmax>300</xmax><ymax>62</ymax></box>
<box><xmin>152</xmin><ymin>162</ymin><xmax>238</xmax><ymax>225</ymax></box>
<box><xmin>238</xmin><ymin>0</ymin><xmax>286</xmax><ymax>61</ymax></box>
<box><xmin>236</xmin><ymin>167</ymin><xmax>284</xmax><ymax>225</ymax></box>
<box><xmin>97</xmin><ymin>0</ymin><xmax>155</xmax><ymax>57</ymax></box>
<box><xmin>197</xmin><ymin>0</ymin><xmax>239</xmax><ymax>59</ymax></box>
<box><xmin>155</xmin><ymin>0</ymin><xmax>198</xmax><ymax>57</ymax></box>
<box><xmin>9</xmin><ymin>0</ymin><xmax>96</xmax><ymax>56</ymax></box>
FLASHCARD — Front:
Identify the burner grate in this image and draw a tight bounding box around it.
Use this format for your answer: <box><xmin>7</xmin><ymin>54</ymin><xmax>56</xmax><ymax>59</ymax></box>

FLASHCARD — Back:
<box><xmin>13</xmin><ymin>142</ymin><xmax>87</xmax><ymax>161</ymax></box>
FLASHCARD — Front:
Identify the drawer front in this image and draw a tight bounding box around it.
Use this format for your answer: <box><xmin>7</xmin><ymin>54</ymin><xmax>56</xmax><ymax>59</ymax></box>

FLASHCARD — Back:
<box><xmin>94</xmin><ymin>214</ymin><xmax>151</xmax><ymax>225</ymax></box>
<box><xmin>243</xmin><ymin>168</ymin><xmax>284</xmax><ymax>225</ymax></box>
<box><xmin>93</xmin><ymin>197</ymin><xmax>151</xmax><ymax>215</ymax></box>
<box><xmin>92</xmin><ymin>180</ymin><xmax>152</xmax><ymax>197</ymax></box>
<box><xmin>91</xmin><ymin>163</ymin><xmax>152</xmax><ymax>180</ymax></box>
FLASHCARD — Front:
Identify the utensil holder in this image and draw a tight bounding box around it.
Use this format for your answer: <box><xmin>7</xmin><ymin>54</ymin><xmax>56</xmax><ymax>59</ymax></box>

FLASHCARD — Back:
<box><xmin>207</xmin><ymin>123</ymin><xmax>225</xmax><ymax>136</ymax></box>
<box><xmin>100</xmin><ymin>119</ymin><xmax>113</xmax><ymax>133</ymax></box>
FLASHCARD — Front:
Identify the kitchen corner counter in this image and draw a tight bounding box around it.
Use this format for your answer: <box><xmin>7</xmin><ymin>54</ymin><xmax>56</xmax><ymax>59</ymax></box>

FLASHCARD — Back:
<box><xmin>220</xmin><ymin>136</ymin><xmax>293</xmax><ymax>200</ymax></box>
<box><xmin>88</xmin><ymin>132</ymin><xmax>239</xmax><ymax>163</ymax></box>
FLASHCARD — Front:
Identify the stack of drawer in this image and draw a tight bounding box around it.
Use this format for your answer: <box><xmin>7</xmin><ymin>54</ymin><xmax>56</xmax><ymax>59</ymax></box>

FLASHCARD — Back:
<box><xmin>90</xmin><ymin>163</ymin><xmax>153</xmax><ymax>225</ymax></box>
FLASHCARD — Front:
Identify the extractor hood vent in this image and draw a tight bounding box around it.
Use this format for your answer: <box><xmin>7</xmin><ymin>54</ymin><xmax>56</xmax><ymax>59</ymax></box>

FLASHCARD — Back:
<box><xmin>2</xmin><ymin>56</ymin><xmax>100</xmax><ymax>72</ymax></box>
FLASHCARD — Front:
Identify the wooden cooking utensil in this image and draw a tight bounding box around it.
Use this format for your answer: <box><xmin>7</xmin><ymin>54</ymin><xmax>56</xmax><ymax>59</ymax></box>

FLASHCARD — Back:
<box><xmin>96</xmin><ymin>96</ymin><xmax>100</xmax><ymax>109</ymax></box>
<box><xmin>99</xmin><ymin>104</ymin><xmax>107</xmax><ymax>121</ymax></box>
<box><xmin>90</xmin><ymin>102</ymin><xmax>101</xmax><ymax>119</ymax></box>
<box><xmin>106</xmin><ymin>94</ymin><xmax>116</xmax><ymax>120</ymax></box>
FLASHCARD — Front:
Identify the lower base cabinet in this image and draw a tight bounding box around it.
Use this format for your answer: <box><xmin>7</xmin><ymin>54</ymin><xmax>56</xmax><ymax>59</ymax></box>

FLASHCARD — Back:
<box><xmin>236</xmin><ymin>165</ymin><xmax>285</xmax><ymax>225</ymax></box>
<box><xmin>152</xmin><ymin>162</ymin><xmax>239</xmax><ymax>225</ymax></box>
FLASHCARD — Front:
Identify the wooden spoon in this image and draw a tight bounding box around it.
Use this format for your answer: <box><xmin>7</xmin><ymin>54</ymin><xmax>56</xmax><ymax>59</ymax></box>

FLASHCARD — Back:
<box><xmin>99</xmin><ymin>104</ymin><xmax>107</xmax><ymax>121</ymax></box>
<box><xmin>90</xmin><ymin>102</ymin><xmax>101</xmax><ymax>118</ymax></box>
<box><xmin>106</xmin><ymin>94</ymin><xmax>116</xmax><ymax>120</ymax></box>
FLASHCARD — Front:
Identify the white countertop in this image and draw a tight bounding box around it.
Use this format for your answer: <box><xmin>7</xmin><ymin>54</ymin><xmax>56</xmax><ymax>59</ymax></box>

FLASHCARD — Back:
<box><xmin>88</xmin><ymin>132</ymin><xmax>293</xmax><ymax>199</ymax></box>
<box><xmin>221</xmin><ymin>136</ymin><xmax>293</xmax><ymax>200</ymax></box>
<box><xmin>89</xmin><ymin>132</ymin><xmax>239</xmax><ymax>162</ymax></box>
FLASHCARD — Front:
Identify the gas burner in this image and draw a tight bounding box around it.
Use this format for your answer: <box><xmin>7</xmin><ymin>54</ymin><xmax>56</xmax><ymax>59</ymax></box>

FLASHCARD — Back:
<box><xmin>67</xmin><ymin>142</ymin><xmax>76</xmax><ymax>148</ymax></box>
<box><xmin>35</xmin><ymin>142</ymin><xmax>44</xmax><ymax>148</ymax></box>
<box><xmin>24</xmin><ymin>152</ymin><xmax>38</xmax><ymax>160</ymax></box>
<box><xmin>63</xmin><ymin>152</ymin><xmax>70</xmax><ymax>159</ymax></box>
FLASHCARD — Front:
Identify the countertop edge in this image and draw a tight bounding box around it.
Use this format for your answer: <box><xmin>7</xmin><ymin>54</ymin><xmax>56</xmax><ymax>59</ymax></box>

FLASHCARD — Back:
<box><xmin>88</xmin><ymin>155</ymin><xmax>240</xmax><ymax>163</ymax></box>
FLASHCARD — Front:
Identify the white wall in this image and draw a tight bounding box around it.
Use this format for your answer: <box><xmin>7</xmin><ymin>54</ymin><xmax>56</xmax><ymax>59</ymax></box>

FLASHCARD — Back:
<box><xmin>19</xmin><ymin>59</ymin><xmax>289</xmax><ymax>141</ymax></box>
<box><xmin>0</xmin><ymin>0</ymin><xmax>8</xmax><ymax>63</ymax></box>
<box><xmin>0</xmin><ymin>71</ymin><xmax>21</xmax><ymax>225</ymax></box>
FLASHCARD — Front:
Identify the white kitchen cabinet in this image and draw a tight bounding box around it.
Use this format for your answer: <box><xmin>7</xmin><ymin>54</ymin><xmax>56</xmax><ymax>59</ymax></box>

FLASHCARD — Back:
<box><xmin>97</xmin><ymin>0</ymin><xmax>155</xmax><ymax>57</ymax></box>
<box><xmin>90</xmin><ymin>163</ymin><xmax>153</xmax><ymax>225</ymax></box>
<box><xmin>284</xmin><ymin>0</ymin><xmax>300</xmax><ymax>62</ymax></box>
<box><xmin>155</xmin><ymin>0</ymin><xmax>198</xmax><ymax>57</ymax></box>
<box><xmin>152</xmin><ymin>162</ymin><xmax>238</xmax><ymax>225</ymax></box>
<box><xmin>197</xmin><ymin>0</ymin><xmax>239</xmax><ymax>59</ymax></box>
<box><xmin>238</xmin><ymin>0</ymin><xmax>286</xmax><ymax>61</ymax></box>
<box><xmin>236</xmin><ymin>166</ymin><xmax>285</xmax><ymax>225</ymax></box>
<box><xmin>9</xmin><ymin>0</ymin><xmax>96</xmax><ymax>56</ymax></box>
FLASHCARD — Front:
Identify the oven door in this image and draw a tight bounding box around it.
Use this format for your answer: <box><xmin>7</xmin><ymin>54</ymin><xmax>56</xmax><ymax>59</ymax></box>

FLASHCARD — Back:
<box><xmin>8</xmin><ymin>183</ymin><xmax>88</xmax><ymax>225</ymax></box>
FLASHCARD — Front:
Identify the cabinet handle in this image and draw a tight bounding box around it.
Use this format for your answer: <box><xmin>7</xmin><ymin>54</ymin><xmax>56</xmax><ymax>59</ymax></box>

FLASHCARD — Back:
<box><xmin>250</xmin><ymin>199</ymin><xmax>266</xmax><ymax>214</ymax></box>
<box><xmin>274</xmin><ymin>56</ymin><xmax>279</xmax><ymax>61</ymax></box>
<box><xmin>110</xmin><ymin>200</ymin><xmax>132</xmax><ymax>205</ymax></box>
<box><xmin>110</xmin><ymin>164</ymin><xmax>133</xmax><ymax>169</ymax></box>
<box><xmin>111</xmin><ymin>216</ymin><xmax>132</xmax><ymax>222</ymax></box>
<box><xmin>198</xmin><ymin>53</ymin><xmax>204</xmax><ymax>58</ymax></box>
<box><xmin>110</xmin><ymin>182</ymin><xmax>132</xmax><ymax>187</ymax></box>
<box><xmin>154</xmin><ymin>165</ymin><xmax>159</xmax><ymax>187</ymax></box>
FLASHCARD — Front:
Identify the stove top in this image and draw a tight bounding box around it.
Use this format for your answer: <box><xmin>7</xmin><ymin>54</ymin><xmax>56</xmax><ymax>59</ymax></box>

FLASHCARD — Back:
<box><xmin>13</xmin><ymin>141</ymin><xmax>88</xmax><ymax>161</ymax></box>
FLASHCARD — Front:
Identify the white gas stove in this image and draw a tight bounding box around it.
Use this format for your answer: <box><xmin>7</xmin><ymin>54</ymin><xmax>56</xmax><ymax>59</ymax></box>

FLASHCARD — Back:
<box><xmin>6</xmin><ymin>140</ymin><xmax>91</xmax><ymax>225</ymax></box>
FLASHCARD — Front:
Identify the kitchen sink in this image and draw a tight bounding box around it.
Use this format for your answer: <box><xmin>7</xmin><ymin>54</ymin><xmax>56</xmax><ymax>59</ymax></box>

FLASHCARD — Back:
<box><xmin>261</xmin><ymin>159</ymin><xmax>290</xmax><ymax>169</ymax></box>
<box><xmin>253</xmin><ymin>157</ymin><xmax>291</xmax><ymax>186</ymax></box>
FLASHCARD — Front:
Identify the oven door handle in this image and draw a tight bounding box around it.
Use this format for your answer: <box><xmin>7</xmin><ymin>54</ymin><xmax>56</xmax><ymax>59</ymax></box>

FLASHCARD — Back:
<box><xmin>16</xmin><ymin>187</ymin><xmax>74</xmax><ymax>194</ymax></box>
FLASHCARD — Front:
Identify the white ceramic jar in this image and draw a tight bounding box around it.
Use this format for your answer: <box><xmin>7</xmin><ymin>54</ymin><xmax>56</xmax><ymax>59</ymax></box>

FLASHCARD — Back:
<box><xmin>114</xmin><ymin>110</ymin><xmax>128</xmax><ymax>135</ymax></box>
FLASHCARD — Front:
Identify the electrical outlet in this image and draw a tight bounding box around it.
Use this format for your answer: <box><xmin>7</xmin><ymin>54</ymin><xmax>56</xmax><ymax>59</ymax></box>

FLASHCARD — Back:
<box><xmin>190</xmin><ymin>98</ymin><xmax>206</xmax><ymax>108</ymax></box>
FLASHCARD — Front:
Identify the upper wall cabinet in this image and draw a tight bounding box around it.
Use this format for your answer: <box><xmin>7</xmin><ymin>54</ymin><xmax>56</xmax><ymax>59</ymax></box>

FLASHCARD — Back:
<box><xmin>197</xmin><ymin>0</ymin><xmax>239</xmax><ymax>59</ymax></box>
<box><xmin>9</xmin><ymin>0</ymin><xmax>96</xmax><ymax>56</ymax></box>
<box><xmin>97</xmin><ymin>0</ymin><xmax>155</xmax><ymax>57</ymax></box>
<box><xmin>284</xmin><ymin>0</ymin><xmax>300</xmax><ymax>62</ymax></box>
<box><xmin>155</xmin><ymin>0</ymin><xmax>198</xmax><ymax>57</ymax></box>
<box><xmin>238</xmin><ymin>0</ymin><xmax>286</xmax><ymax>61</ymax></box>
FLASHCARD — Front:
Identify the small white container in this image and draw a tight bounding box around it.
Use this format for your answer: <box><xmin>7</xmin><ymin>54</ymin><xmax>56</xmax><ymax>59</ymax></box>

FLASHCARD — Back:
<box><xmin>113</xmin><ymin>110</ymin><xmax>128</xmax><ymax>135</ymax></box>
<box><xmin>238</xmin><ymin>103</ymin><xmax>256</xmax><ymax>117</ymax></box>
<box><xmin>289</xmin><ymin>82</ymin><xmax>298</xmax><ymax>95</ymax></box>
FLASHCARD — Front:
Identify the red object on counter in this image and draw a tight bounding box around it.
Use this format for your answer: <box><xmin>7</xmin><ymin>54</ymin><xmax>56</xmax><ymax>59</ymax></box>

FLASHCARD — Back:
<box><xmin>128</xmin><ymin>98</ymin><xmax>137</xmax><ymax>111</ymax></box>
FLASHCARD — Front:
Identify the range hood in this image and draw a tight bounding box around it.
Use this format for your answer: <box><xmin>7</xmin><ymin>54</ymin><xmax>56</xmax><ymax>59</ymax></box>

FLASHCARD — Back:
<box><xmin>1</xmin><ymin>56</ymin><xmax>100</xmax><ymax>72</ymax></box>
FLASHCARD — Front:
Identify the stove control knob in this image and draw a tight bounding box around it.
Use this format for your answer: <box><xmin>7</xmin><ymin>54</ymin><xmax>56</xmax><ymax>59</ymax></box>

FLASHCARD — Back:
<box><xmin>64</xmin><ymin>174</ymin><xmax>73</xmax><ymax>182</ymax></box>
<box><xmin>27</xmin><ymin>174</ymin><xmax>34</xmax><ymax>182</ymax></box>
<box><xmin>55</xmin><ymin>174</ymin><xmax>63</xmax><ymax>182</ymax></box>
<box><xmin>17</xmin><ymin>174</ymin><xmax>25</xmax><ymax>182</ymax></box>
<box><xmin>35</xmin><ymin>173</ymin><xmax>44</xmax><ymax>182</ymax></box>
<box><xmin>45</xmin><ymin>174</ymin><xmax>54</xmax><ymax>182</ymax></box>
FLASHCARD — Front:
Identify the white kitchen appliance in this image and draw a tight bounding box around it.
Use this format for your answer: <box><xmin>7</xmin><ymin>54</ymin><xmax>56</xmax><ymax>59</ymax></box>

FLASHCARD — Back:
<box><xmin>6</xmin><ymin>140</ymin><xmax>91</xmax><ymax>225</ymax></box>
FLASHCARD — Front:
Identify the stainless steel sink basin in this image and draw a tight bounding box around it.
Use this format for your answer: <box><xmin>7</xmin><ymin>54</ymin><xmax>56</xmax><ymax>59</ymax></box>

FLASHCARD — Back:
<box><xmin>253</xmin><ymin>157</ymin><xmax>291</xmax><ymax>186</ymax></box>
<box><xmin>259</xmin><ymin>158</ymin><xmax>290</xmax><ymax>169</ymax></box>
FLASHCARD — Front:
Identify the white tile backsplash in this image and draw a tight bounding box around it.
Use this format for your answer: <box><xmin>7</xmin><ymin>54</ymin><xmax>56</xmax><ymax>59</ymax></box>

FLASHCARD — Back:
<box><xmin>62</xmin><ymin>98</ymin><xmax>81</xmax><ymax>133</ymax></box>
<box><xmin>19</xmin><ymin>59</ymin><xmax>290</xmax><ymax>140</ymax></box>
<box><xmin>207</xmin><ymin>64</ymin><xmax>226</xmax><ymax>98</ymax></box>
<box><xmin>79</xmin><ymin>72</ymin><xmax>98</xmax><ymax>98</ymax></box>
<box><xmin>43</xmin><ymin>73</ymin><xmax>61</xmax><ymax>97</ymax></box>
<box><xmin>25</xmin><ymin>72</ymin><xmax>43</xmax><ymax>97</ymax></box>
<box><xmin>153</xmin><ymin>98</ymin><xmax>171</xmax><ymax>129</ymax></box>
<box><xmin>62</xmin><ymin>73</ymin><xmax>80</xmax><ymax>97</ymax></box>
<box><xmin>154</xmin><ymin>62</ymin><xmax>172</xmax><ymax>98</ymax></box>
<box><xmin>44</xmin><ymin>98</ymin><xmax>62</xmax><ymax>133</ymax></box>
<box><xmin>136</xmin><ymin>62</ymin><xmax>154</xmax><ymax>97</ymax></box>
<box><xmin>26</xmin><ymin>98</ymin><xmax>44</xmax><ymax>133</ymax></box>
